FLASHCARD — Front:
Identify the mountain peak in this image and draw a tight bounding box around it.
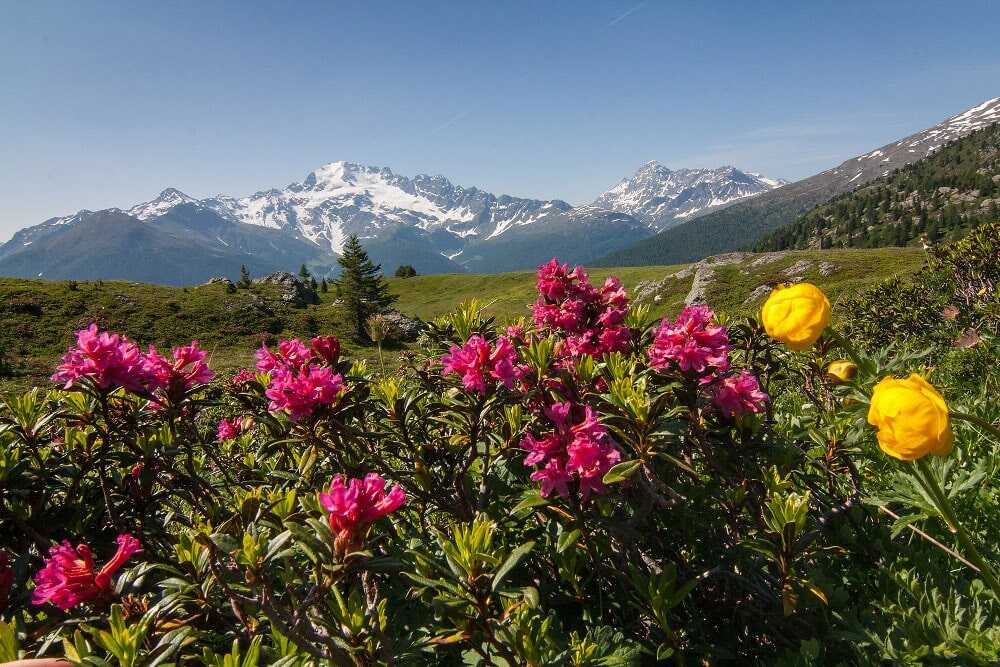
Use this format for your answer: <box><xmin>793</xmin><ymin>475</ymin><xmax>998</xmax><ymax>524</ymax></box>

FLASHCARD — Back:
<box><xmin>593</xmin><ymin>163</ymin><xmax>785</xmax><ymax>230</ymax></box>
<box><xmin>127</xmin><ymin>188</ymin><xmax>196</xmax><ymax>220</ymax></box>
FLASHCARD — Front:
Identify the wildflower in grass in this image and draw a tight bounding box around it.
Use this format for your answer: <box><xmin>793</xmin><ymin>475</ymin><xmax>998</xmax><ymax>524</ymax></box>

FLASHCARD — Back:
<box><xmin>51</xmin><ymin>324</ymin><xmax>150</xmax><ymax>392</ymax></box>
<box><xmin>229</xmin><ymin>368</ymin><xmax>258</xmax><ymax>386</ymax></box>
<box><xmin>0</xmin><ymin>550</ymin><xmax>12</xmax><ymax>609</ymax></box>
<box><xmin>868</xmin><ymin>374</ymin><xmax>953</xmax><ymax>460</ymax></box>
<box><xmin>826</xmin><ymin>359</ymin><xmax>858</xmax><ymax>384</ymax></box>
<box><xmin>216</xmin><ymin>417</ymin><xmax>238</xmax><ymax>441</ymax></box>
<box><xmin>522</xmin><ymin>401</ymin><xmax>620</xmax><ymax>500</ymax></box>
<box><xmin>761</xmin><ymin>282</ymin><xmax>831</xmax><ymax>351</ymax></box>
<box><xmin>441</xmin><ymin>335</ymin><xmax>518</xmax><ymax>394</ymax></box>
<box><xmin>265</xmin><ymin>365</ymin><xmax>346</xmax><ymax>421</ymax></box>
<box><xmin>648</xmin><ymin>305</ymin><xmax>730</xmax><ymax>375</ymax></box>
<box><xmin>217</xmin><ymin>416</ymin><xmax>252</xmax><ymax>441</ymax></box>
<box><xmin>319</xmin><ymin>474</ymin><xmax>406</xmax><ymax>550</ymax></box>
<box><xmin>713</xmin><ymin>371</ymin><xmax>769</xmax><ymax>417</ymax></box>
<box><xmin>32</xmin><ymin>534</ymin><xmax>142</xmax><ymax>611</ymax></box>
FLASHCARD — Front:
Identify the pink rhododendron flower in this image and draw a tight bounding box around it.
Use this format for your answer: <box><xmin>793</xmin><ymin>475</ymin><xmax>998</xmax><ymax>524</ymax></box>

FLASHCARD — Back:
<box><xmin>230</xmin><ymin>368</ymin><xmax>257</xmax><ymax>386</ymax></box>
<box><xmin>51</xmin><ymin>324</ymin><xmax>214</xmax><ymax>396</ymax></box>
<box><xmin>713</xmin><ymin>371</ymin><xmax>769</xmax><ymax>417</ymax></box>
<box><xmin>51</xmin><ymin>324</ymin><xmax>150</xmax><ymax>392</ymax></box>
<box><xmin>310</xmin><ymin>335</ymin><xmax>342</xmax><ymax>366</ymax></box>
<box><xmin>31</xmin><ymin>534</ymin><xmax>142</xmax><ymax>611</ymax></box>
<box><xmin>256</xmin><ymin>338</ymin><xmax>312</xmax><ymax>373</ymax></box>
<box><xmin>648</xmin><ymin>306</ymin><xmax>730</xmax><ymax>376</ymax></box>
<box><xmin>522</xmin><ymin>401</ymin><xmax>620</xmax><ymax>500</ymax></box>
<box><xmin>319</xmin><ymin>474</ymin><xmax>406</xmax><ymax>549</ymax></box>
<box><xmin>216</xmin><ymin>416</ymin><xmax>253</xmax><ymax>441</ymax></box>
<box><xmin>0</xmin><ymin>550</ymin><xmax>12</xmax><ymax>609</ymax></box>
<box><xmin>256</xmin><ymin>337</ymin><xmax>348</xmax><ymax>420</ymax></box>
<box><xmin>265</xmin><ymin>365</ymin><xmax>346</xmax><ymax>421</ymax></box>
<box><xmin>216</xmin><ymin>418</ymin><xmax>238</xmax><ymax>441</ymax></box>
<box><xmin>142</xmin><ymin>341</ymin><xmax>215</xmax><ymax>394</ymax></box>
<box><xmin>531</xmin><ymin>259</ymin><xmax>631</xmax><ymax>360</ymax></box>
<box><xmin>440</xmin><ymin>335</ymin><xmax>518</xmax><ymax>394</ymax></box>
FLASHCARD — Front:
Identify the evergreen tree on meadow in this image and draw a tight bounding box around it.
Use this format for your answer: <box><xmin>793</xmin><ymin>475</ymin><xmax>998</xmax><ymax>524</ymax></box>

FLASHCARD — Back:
<box><xmin>238</xmin><ymin>264</ymin><xmax>252</xmax><ymax>288</ymax></box>
<box><xmin>320</xmin><ymin>277</ymin><xmax>328</xmax><ymax>293</ymax></box>
<box><xmin>298</xmin><ymin>263</ymin><xmax>311</xmax><ymax>281</ymax></box>
<box><xmin>334</xmin><ymin>235</ymin><xmax>397</xmax><ymax>340</ymax></box>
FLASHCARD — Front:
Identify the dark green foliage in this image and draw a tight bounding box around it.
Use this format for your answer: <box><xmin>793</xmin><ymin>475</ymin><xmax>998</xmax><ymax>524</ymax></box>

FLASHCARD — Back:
<box><xmin>759</xmin><ymin>124</ymin><xmax>1000</xmax><ymax>251</ymax></box>
<box><xmin>394</xmin><ymin>264</ymin><xmax>418</xmax><ymax>278</ymax></box>
<box><xmin>334</xmin><ymin>235</ymin><xmax>397</xmax><ymax>340</ymax></box>
<box><xmin>320</xmin><ymin>277</ymin><xmax>328</xmax><ymax>292</ymax></box>
<box><xmin>238</xmin><ymin>264</ymin><xmax>252</xmax><ymax>289</ymax></box>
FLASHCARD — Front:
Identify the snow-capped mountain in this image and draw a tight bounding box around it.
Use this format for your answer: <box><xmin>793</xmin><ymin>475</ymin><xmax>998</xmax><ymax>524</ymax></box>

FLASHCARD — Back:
<box><xmin>822</xmin><ymin>96</ymin><xmax>1000</xmax><ymax>186</ymax></box>
<box><xmin>194</xmin><ymin>161</ymin><xmax>579</xmax><ymax>255</ymax></box>
<box><xmin>596</xmin><ymin>95</ymin><xmax>1000</xmax><ymax>267</ymax></box>
<box><xmin>128</xmin><ymin>188</ymin><xmax>198</xmax><ymax>220</ymax></box>
<box><xmin>593</xmin><ymin>162</ymin><xmax>787</xmax><ymax>230</ymax></box>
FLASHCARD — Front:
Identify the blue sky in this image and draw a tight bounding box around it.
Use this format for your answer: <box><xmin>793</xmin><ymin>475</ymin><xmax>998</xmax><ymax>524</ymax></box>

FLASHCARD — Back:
<box><xmin>1</xmin><ymin>1</ymin><xmax>998</xmax><ymax>238</ymax></box>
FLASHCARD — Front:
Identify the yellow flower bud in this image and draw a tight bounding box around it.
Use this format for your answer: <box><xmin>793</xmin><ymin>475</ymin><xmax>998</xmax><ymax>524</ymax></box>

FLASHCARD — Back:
<box><xmin>867</xmin><ymin>374</ymin><xmax>953</xmax><ymax>461</ymax></box>
<box><xmin>760</xmin><ymin>282</ymin><xmax>831</xmax><ymax>351</ymax></box>
<box><xmin>826</xmin><ymin>359</ymin><xmax>858</xmax><ymax>384</ymax></box>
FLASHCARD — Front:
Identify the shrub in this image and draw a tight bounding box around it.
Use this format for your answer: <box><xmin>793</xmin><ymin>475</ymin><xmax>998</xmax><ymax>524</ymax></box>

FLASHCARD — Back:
<box><xmin>0</xmin><ymin>258</ymin><xmax>998</xmax><ymax>664</ymax></box>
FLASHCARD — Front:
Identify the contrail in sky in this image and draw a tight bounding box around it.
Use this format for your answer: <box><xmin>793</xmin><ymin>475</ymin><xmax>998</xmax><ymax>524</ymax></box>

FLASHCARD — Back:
<box><xmin>608</xmin><ymin>1</ymin><xmax>647</xmax><ymax>26</ymax></box>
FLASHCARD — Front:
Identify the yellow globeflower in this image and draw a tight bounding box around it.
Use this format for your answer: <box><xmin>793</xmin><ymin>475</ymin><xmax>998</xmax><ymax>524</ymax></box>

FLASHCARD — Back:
<box><xmin>760</xmin><ymin>282</ymin><xmax>831</xmax><ymax>351</ymax></box>
<box><xmin>826</xmin><ymin>359</ymin><xmax>858</xmax><ymax>384</ymax></box>
<box><xmin>867</xmin><ymin>374</ymin><xmax>953</xmax><ymax>461</ymax></box>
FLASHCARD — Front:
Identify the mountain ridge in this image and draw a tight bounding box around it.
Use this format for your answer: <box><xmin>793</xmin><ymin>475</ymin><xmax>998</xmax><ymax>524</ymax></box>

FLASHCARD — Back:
<box><xmin>2</xmin><ymin>159</ymin><xmax>782</xmax><ymax>281</ymax></box>
<box><xmin>595</xmin><ymin>96</ymin><xmax>1000</xmax><ymax>267</ymax></box>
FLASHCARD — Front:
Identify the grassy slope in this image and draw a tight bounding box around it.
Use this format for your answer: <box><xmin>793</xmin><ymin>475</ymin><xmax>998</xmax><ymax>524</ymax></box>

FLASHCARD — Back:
<box><xmin>0</xmin><ymin>248</ymin><xmax>925</xmax><ymax>391</ymax></box>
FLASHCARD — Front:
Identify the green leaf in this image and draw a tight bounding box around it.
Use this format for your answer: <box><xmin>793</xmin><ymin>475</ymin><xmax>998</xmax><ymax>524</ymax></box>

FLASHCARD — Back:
<box><xmin>557</xmin><ymin>529</ymin><xmax>582</xmax><ymax>554</ymax></box>
<box><xmin>512</xmin><ymin>492</ymin><xmax>549</xmax><ymax>516</ymax></box>
<box><xmin>492</xmin><ymin>540</ymin><xmax>535</xmax><ymax>591</ymax></box>
<box><xmin>602</xmin><ymin>460</ymin><xmax>642</xmax><ymax>485</ymax></box>
<box><xmin>0</xmin><ymin>620</ymin><xmax>18</xmax><ymax>662</ymax></box>
<box><xmin>657</xmin><ymin>643</ymin><xmax>674</xmax><ymax>660</ymax></box>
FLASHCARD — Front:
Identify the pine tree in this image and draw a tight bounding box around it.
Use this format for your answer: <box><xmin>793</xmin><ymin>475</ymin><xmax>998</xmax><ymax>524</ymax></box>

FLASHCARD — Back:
<box><xmin>334</xmin><ymin>235</ymin><xmax>397</xmax><ymax>340</ymax></box>
<box><xmin>298</xmin><ymin>264</ymin><xmax>311</xmax><ymax>281</ymax></box>
<box><xmin>320</xmin><ymin>277</ymin><xmax>328</xmax><ymax>293</ymax></box>
<box><xmin>238</xmin><ymin>264</ymin><xmax>252</xmax><ymax>288</ymax></box>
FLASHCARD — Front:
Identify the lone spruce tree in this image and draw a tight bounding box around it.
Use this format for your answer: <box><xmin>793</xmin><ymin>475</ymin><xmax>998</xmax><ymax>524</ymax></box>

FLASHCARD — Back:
<box><xmin>334</xmin><ymin>235</ymin><xmax>396</xmax><ymax>340</ymax></box>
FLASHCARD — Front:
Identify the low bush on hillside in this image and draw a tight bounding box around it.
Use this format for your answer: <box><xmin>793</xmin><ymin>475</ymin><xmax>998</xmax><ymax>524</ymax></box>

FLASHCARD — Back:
<box><xmin>1</xmin><ymin>242</ymin><xmax>999</xmax><ymax>664</ymax></box>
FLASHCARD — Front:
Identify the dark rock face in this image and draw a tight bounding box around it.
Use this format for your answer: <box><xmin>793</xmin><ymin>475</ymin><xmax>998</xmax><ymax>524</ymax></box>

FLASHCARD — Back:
<box><xmin>381</xmin><ymin>309</ymin><xmax>424</xmax><ymax>341</ymax></box>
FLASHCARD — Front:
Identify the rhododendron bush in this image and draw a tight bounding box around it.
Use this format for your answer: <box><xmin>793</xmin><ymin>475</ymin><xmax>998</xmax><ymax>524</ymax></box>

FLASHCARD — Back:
<box><xmin>2</xmin><ymin>257</ymin><xmax>1000</xmax><ymax>665</ymax></box>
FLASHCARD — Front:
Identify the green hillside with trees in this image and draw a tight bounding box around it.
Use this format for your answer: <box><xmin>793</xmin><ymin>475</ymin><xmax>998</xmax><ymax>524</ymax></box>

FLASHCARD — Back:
<box><xmin>758</xmin><ymin>123</ymin><xmax>1000</xmax><ymax>250</ymax></box>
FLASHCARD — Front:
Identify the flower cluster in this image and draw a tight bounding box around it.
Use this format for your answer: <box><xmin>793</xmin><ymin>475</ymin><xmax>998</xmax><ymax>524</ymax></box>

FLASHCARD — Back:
<box><xmin>142</xmin><ymin>341</ymin><xmax>215</xmax><ymax>397</ymax></box>
<box><xmin>52</xmin><ymin>324</ymin><xmax>214</xmax><ymax>396</ymax></box>
<box><xmin>256</xmin><ymin>336</ymin><xmax>347</xmax><ymax>421</ymax></box>
<box><xmin>531</xmin><ymin>259</ymin><xmax>631</xmax><ymax>358</ymax></box>
<box><xmin>319</xmin><ymin>474</ymin><xmax>406</xmax><ymax>551</ymax></box>
<box><xmin>52</xmin><ymin>325</ymin><xmax>150</xmax><ymax>392</ymax></box>
<box><xmin>648</xmin><ymin>305</ymin><xmax>730</xmax><ymax>375</ymax></box>
<box><xmin>31</xmin><ymin>534</ymin><xmax>142</xmax><ymax>611</ymax></box>
<box><xmin>648</xmin><ymin>306</ymin><xmax>769</xmax><ymax>418</ymax></box>
<box><xmin>440</xmin><ymin>335</ymin><xmax>518</xmax><ymax>393</ymax></box>
<box><xmin>713</xmin><ymin>370</ymin><xmax>769</xmax><ymax>417</ymax></box>
<box><xmin>522</xmin><ymin>401</ymin><xmax>620</xmax><ymax>500</ymax></box>
<box><xmin>216</xmin><ymin>415</ymin><xmax>253</xmax><ymax>442</ymax></box>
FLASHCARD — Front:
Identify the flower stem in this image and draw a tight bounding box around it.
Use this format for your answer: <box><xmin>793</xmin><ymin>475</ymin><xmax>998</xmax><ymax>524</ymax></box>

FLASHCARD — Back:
<box><xmin>914</xmin><ymin>457</ymin><xmax>1000</xmax><ymax>598</ymax></box>
<box><xmin>950</xmin><ymin>410</ymin><xmax>1000</xmax><ymax>443</ymax></box>
<box><xmin>825</xmin><ymin>327</ymin><xmax>862</xmax><ymax>366</ymax></box>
